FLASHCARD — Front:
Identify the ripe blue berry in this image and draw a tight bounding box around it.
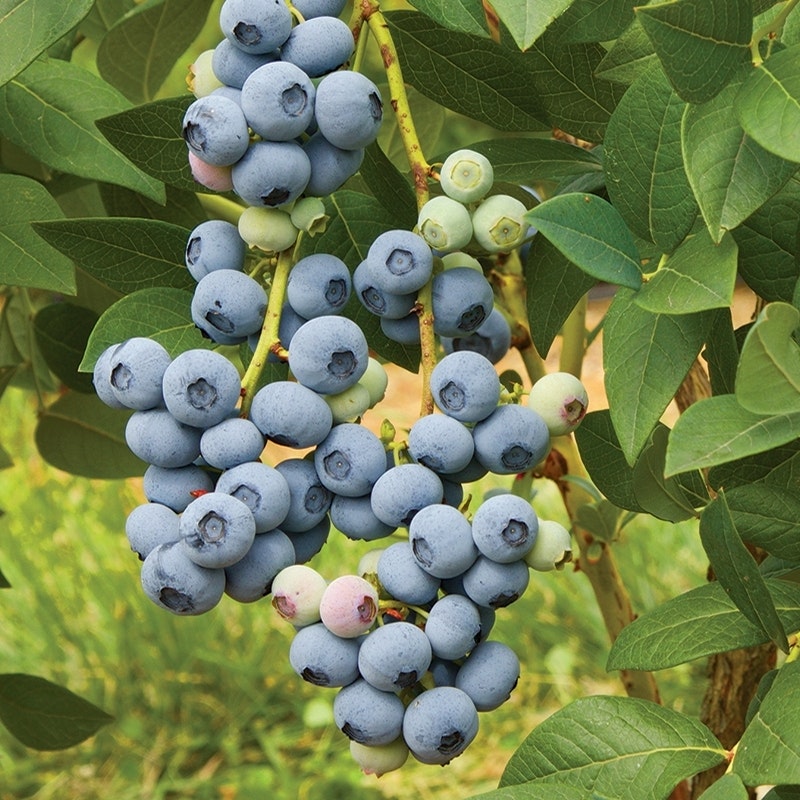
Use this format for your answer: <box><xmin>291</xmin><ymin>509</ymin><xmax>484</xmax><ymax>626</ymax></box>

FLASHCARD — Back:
<box><xmin>223</xmin><ymin>529</ymin><xmax>295</xmax><ymax>602</ymax></box>
<box><xmin>199</xmin><ymin>416</ymin><xmax>265</xmax><ymax>469</ymax></box>
<box><xmin>370</xmin><ymin>463</ymin><xmax>444</xmax><ymax>528</ymax></box>
<box><xmin>125</xmin><ymin>502</ymin><xmax>181</xmax><ymax>560</ymax></box>
<box><xmin>366</xmin><ymin>229</ymin><xmax>433</xmax><ymax>295</ymax></box>
<box><xmin>125</xmin><ymin>408</ymin><xmax>202</xmax><ymax>468</ymax></box>
<box><xmin>455</xmin><ymin>640</ymin><xmax>520</xmax><ymax>711</ymax></box>
<box><xmin>286</xmin><ymin>253</ymin><xmax>351</xmax><ymax>318</ymax></box>
<box><xmin>142</xmin><ymin>464</ymin><xmax>215</xmax><ymax>512</ymax></box>
<box><xmin>219</xmin><ymin>0</ymin><xmax>292</xmax><ymax>54</ymax></box>
<box><xmin>191</xmin><ymin>269</ymin><xmax>267</xmax><ymax>343</ymax></box>
<box><xmin>441</xmin><ymin>307</ymin><xmax>512</xmax><ymax>364</ymax></box>
<box><xmin>357</xmin><ymin>620</ymin><xmax>432</xmax><ymax>691</ymax></box>
<box><xmin>275</xmin><ymin>458</ymin><xmax>333</xmax><ymax>532</ymax></box>
<box><xmin>431</xmin><ymin>267</ymin><xmax>494</xmax><ymax>338</ymax></box>
<box><xmin>180</xmin><ymin>491</ymin><xmax>256</xmax><ymax>568</ymax></box>
<box><xmin>182</xmin><ymin>95</ymin><xmax>250</xmax><ymax>167</ymax></box>
<box><xmin>334</xmin><ymin>679</ymin><xmax>406</xmax><ymax>745</ymax></box>
<box><xmin>472</xmin><ymin>403</ymin><xmax>550</xmax><ymax>474</ymax></box>
<box><xmin>314</xmin><ymin>422</ymin><xmax>387</xmax><ymax>498</ymax></box>
<box><xmin>105</xmin><ymin>337</ymin><xmax>171</xmax><ymax>411</ymax></box>
<box><xmin>215</xmin><ymin>461</ymin><xmax>292</xmax><ymax>533</ymax></box>
<box><xmin>185</xmin><ymin>219</ymin><xmax>247</xmax><ymax>282</ymax></box>
<box><xmin>231</xmin><ymin>140</ymin><xmax>311</xmax><ymax>207</ymax></box>
<box><xmin>377</xmin><ymin>541</ymin><xmax>441</xmax><ymax>605</ymax></box>
<box><xmin>279</xmin><ymin>16</ymin><xmax>354</xmax><ymax>78</ymax></box>
<box><xmin>314</xmin><ymin>71</ymin><xmax>383</xmax><ymax>150</ymax></box>
<box><xmin>303</xmin><ymin>132</ymin><xmax>364</xmax><ymax>197</ymax></box>
<box><xmin>407</xmin><ymin>504</ymin><xmax>477</xmax><ymax>579</ymax></box>
<box><xmin>429</xmin><ymin>351</ymin><xmax>500</xmax><ymax>423</ymax></box>
<box><xmin>249</xmin><ymin>380</ymin><xmax>333</xmax><ymax>448</ymax></box>
<box><xmin>471</xmin><ymin>493</ymin><xmax>538</xmax><ymax>563</ymax></box>
<box><xmin>290</xmin><ymin>623</ymin><xmax>361</xmax><ymax>687</ymax></box>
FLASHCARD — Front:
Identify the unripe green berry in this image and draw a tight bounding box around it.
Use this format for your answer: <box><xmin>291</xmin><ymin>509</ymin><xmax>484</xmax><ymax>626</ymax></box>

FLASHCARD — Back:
<box><xmin>238</xmin><ymin>206</ymin><xmax>299</xmax><ymax>252</ymax></box>
<box><xmin>471</xmin><ymin>194</ymin><xmax>528</xmax><ymax>253</ymax></box>
<box><xmin>271</xmin><ymin>564</ymin><xmax>329</xmax><ymax>627</ymax></box>
<box><xmin>189</xmin><ymin>49</ymin><xmax>224</xmax><ymax>98</ymax></box>
<box><xmin>527</xmin><ymin>371</ymin><xmax>588</xmax><ymax>436</ymax></box>
<box><xmin>360</xmin><ymin>357</ymin><xmax>389</xmax><ymax>407</ymax></box>
<box><xmin>524</xmin><ymin>519</ymin><xmax>572</xmax><ymax>571</ymax></box>
<box><xmin>324</xmin><ymin>382</ymin><xmax>372</xmax><ymax>423</ymax></box>
<box><xmin>441</xmin><ymin>251</ymin><xmax>483</xmax><ymax>272</ymax></box>
<box><xmin>417</xmin><ymin>195</ymin><xmax>473</xmax><ymax>252</ymax></box>
<box><xmin>350</xmin><ymin>737</ymin><xmax>409</xmax><ymax>776</ymax></box>
<box><xmin>290</xmin><ymin>197</ymin><xmax>329</xmax><ymax>236</ymax></box>
<box><xmin>439</xmin><ymin>149</ymin><xmax>494</xmax><ymax>203</ymax></box>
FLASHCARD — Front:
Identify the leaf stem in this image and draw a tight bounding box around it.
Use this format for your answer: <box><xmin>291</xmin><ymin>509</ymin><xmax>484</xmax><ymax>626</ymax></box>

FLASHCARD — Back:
<box><xmin>750</xmin><ymin>0</ymin><xmax>800</xmax><ymax>66</ymax></box>
<box><xmin>559</xmin><ymin>293</ymin><xmax>588</xmax><ymax>379</ymax></box>
<box><xmin>197</xmin><ymin>193</ymin><xmax>245</xmax><ymax>226</ymax></box>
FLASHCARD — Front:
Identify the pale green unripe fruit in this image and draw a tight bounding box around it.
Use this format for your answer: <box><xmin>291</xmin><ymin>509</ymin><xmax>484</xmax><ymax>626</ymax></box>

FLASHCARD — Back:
<box><xmin>271</xmin><ymin>564</ymin><xmax>329</xmax><ymax>627</ymax></box>
<box><xmin>290</xmin><ymin>197</ymin><xmax>329</xmax><ymax>236</ymax></box>
<box><xmin>350</xmin><ymin>737</ymin><xmax>409</xmax><ymax>776</ymax></box>
<box><xmin>360</xmin><ymin>357</ymin><xmax>389</xmax><ymax>407</ymax></box>
<box><xmin>323</xmin><ymin>382</ymin><xmax>372</xmax><ymax>423</ymax></box>
<box><xmin>357</xmin><ymin>548</ymin><xmax>385</xmax><ymax>580</ymax></box>
<box><xmin>417</xmin><ymin>195</ymin><xmax>473</xmax><ymax>252</ymax></box>
<box><xmin>527</xmin><ymin>371</ymin><xmax>588</xmax><ymax>436</ymax></box>
<box><xmin>441</xmin><ymin>251</ymin><xmax>483</xmax><ymax>272</ymax></box>
<box><xmin>471</xmin><ymin>194</ymin><xmax>528</xmax><ymax>253</ymax></box>
<box><xmin>524</xmin><ymin>519</ymin><xmax>572</xmax><ymax>571</ymax></box>
<box><xmin>439</xmin><ymin>149</ymin><xmax>494</xmax><ymax>203</ymax></box>
<box><xmin>189</xmin><ymin>49</ymin><xmax>224</xmax><ymax>97</ymax></box>
<box><xmin>238</xmin><ymin>206</ymin><xmax>299</xmax><ymax>252</ymax></box>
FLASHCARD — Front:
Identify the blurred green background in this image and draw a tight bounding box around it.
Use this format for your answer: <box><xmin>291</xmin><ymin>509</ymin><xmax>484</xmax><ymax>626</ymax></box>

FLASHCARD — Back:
<box><xmin>0</xmin><ymin>379</ymin><xmax>709</xmax><ymax>800</ymax></box>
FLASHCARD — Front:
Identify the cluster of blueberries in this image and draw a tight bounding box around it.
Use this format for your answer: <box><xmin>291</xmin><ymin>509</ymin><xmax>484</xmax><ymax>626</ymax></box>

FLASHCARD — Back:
<box><xmin>183</xmin><ymin>0</ymin><xmax>382</xmax><ymax>251</ymax></box>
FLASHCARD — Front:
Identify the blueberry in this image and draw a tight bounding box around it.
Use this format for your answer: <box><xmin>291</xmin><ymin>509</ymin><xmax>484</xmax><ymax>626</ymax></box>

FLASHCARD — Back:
<box><xmin>215</xmin><ymin>461</ymin><xmax>292</xmax><ymax>533</ymax></box>
<box><xmin>140</xmin><ymin>541</ymin><xmax>225</xmax><ymax>615</ymax></box>
<box><xmin>472</xmin><ymin>403</ymin><xmax>550</xmax><ymax>474</ymax></box>
<box><xmin>92</xmin><ymin>343</ymin><xmax>128</xmax><ymax>409</ymax></box>
<box><xmin>365</xmin><ymin>229</ymin><xmax>433</xmax><ymax>295</ymax></box>
<box><xmin>223</xmin><ymin>528</ymin><xmax>295</xmax><ymax>602</ymax></box>
<box><xmin>105</xmin><ymin>337</ymin><xmax>171</xmax><ymax>411</ymax></box>
<box><xmin>290</xmin><ymin>623</ymin><xmax>362</xmax><ymax>687</ymax></box>
<box><xmin>191</xmin><ymin>269</ymin><xmax>267</xmax><ymax>342</ymax></box>
<box><xmin>180</xmin><ymin>491</ymin><xmax>256</xmax><ymax>568</ymax></box>
<box><xmin>125</xmin><ymin>408</ymin><xmax>202</xmax><ymax>468</ymax></box>
<box><xmin>455</xmin><ymin>640</ymin><xmax>520</xmax><ymax>711</ymax></box>
<box><xmin>286</xmin><ymin>515</ymin><xmax>330</xmax><ymax>563</ymax></box>
<box><xmin>471</xmin><ymin>194</ymin><xmax>528</xmax><ymax>253</ymax></box>
<box><xmin>471</xmin><ymin>493</ymin><xmax>538</xmax><ymax>563</ymax></box>
<box><xmin>429</xmin><ymin>351</ymin><xmax>500</xmax><ymax>423</ymax></box>
<box><xmin>219</xmin><ymin>0</ymin><xmax>293</xmax><ymax>54</ymax></box>
<box><xmin>353</xmin><ymin>259</ymin><xmax>416</xmax><ymax>319</ymax></box>
<box><xmin>407</xmin><ymin>504</ymin><xmax>477</xmax><ymax>579</ymax></box>
<box><xmin>314</xmin><ymin>422</ymin><xmax>387</xmax><ymax>497</ymax></box>
<box><xmin>377</xmin><ymin>541</ymin><xmax>441</xmax><ymax>606</ymax></box>
<box><xmin>407</xmin><ymin>413</ymin><xmax>475</xmax><ymax>475</ymax></box>
<box><xmin>527</xmin><ymin>371</ymin><xmax>589</xmax><ymax>436</ymax></box>
<box><xmin>380</xmin><ymin>312</ymin><xmax>421</xmax><ymax>345</ymax></box>
<box><xmin>286</xmin><ymin>253</ymin><xmax>351</xmax><ymax>318</ymax></box>
<box><xmin>290</xmin><ymin>0</ymin><xmax>347</xmax><ymax>18</ymax></box>
<box><xmin>429</xmin><ymin>657</ymin><xmax>460</xmax><ymax>688</ymax></box>
<box><xmin>329</xmin><ymin>493</ymin><xmax>396</xmax><ymax>541</ymax></box>
<box><xmin>441</xmin><ymin>307</ymin><xmax>512</xmax><ymax>364</ymax></box>
<box><xmin>238</xmin><ymin>206</ymin><xmax>299</xmax><ymax>252</ymax></box>
<box><xmin>431</xmin><ymin>267</ymin><xmax>494</xmax><ymax>338</ymax></box>
<box><xmin>279</xmin><ymin>16</ymin><xmax>354</xmax><ymax>78</ymax></box>
<box><xmin>212</xmin><ymin>37</ymin><xmax>280</xmax><ymax>89</ymax></box>
<box><xmin>314</xmin><ymin>70</ymin><xmax>383</xmax><ymax>150</ymax></box>
<box><xmin>319</xmin><ymin>574</ymin><xmax>379</xmax><ymax>638</ymax></box>
<box><xmin>125</xmin><ymin>502</ymin><xmax>181</xmax><ymax>560</ymax></box>
<box><xmin>461</xmin><ymin>555</ymin><xmax>530</xmax><ymax>609</ymax></box>
<box><xmin>161</xmin><ymin>349</ymin><xmax>242</xmax><ymax>428</ymax></box>
<box><xmin>200</xmin><ymin>416</ymin><xmax>265</xmax><ymax>469</ymax></box>
<box><xmin>524</xmin><ymin>518</ymin><xmax>573</xmax><ymax>572</ymax></box>
<box><xmin>349</xmin><ymin>738</ymin><xmax>409</xmax><ymax>777</ymax></box>
<box><xmin>274</xmin><ymin>458</ymin><xmax>333</xmax><ymax>532</ymax></box>
<box><xmin>302</xmin><ymin>132</ymin><xmax>365</xmax><ymax>197</ymax></box>
<box><xmin>357</xmin><ymin>620</ymin><xmax>432</xmax><ymax>691</ymax></box>
<box><xmin>334</xmin><ymin>679</ymin><xmax>406</xmax><ymax>745</ymax></box>
<box><xmin>402</xmin><ymin>686</ymin><xmax>479</xmax><ymax>765</ymax></box>
<box><xmin>185</xmin><ymin>219</ymin><xmax>247</xmax><ymax>282</ymax></box>
<box><xmin>417</xmin><ymin>195</ymin><xmax>474</xmax><ymax>252</ymax></box>
<box><xmin>231</xmin><ymin>140</ymin><xmax>311</xmax><ymax>207</ymax></box>
<box><xmin>439</xmin><ymin>149</ymin><xmax>494</xmax><ymax>203</ymax></box>
<box><xmin>182</xmin><ymin>95</ymin><xmax>250</xmax><ymax>167</ymax></box>
<box><xmin>188</xmin><ymin>151</ymin><xmax>234</xmax><ymax>192</ymax></box>
<box><xmin>142</xmin><ymin>464</ymin><xmax>215</xmax><ymax>512</ymax></box>
<box><xmin>288</xmin><ymin>315</ymin><xmax>369</xmax><ymax>395</ymax></box>
<box><xmin>323</xmin><ymin>382</ymin><xmax>372</xmax><ymax>423</ymax></box>
<box><xmin>241</xmin><ymin>61</ymin><xmax>316</xmax><ymax>140</ymax></box>
<box><xmin>424</xmin><ymin>594</ymin><xmax>483</xmax><ymax>660</ymax></box>
<box><xmin>249</xmin><ymin>380</ymin><xmax>333</xmax><ymax>448</ymax></box>
<box><xmin>370</xmin><ymin>463</ymin><xmax>443</xmax><ymax>528</ymax></box>
<box><xmin>271</xmin><ymin>564</ymin><xmax>328</xmax><ymax>626</ymax></box>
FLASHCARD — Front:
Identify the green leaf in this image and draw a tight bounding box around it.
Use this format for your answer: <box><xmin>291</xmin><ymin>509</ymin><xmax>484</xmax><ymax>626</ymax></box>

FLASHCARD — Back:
<box><xmin>604</xmin><ymin>288</ymin><xmax>709</xmax><ymax>463</ymax></box>
<box><xmin>736</xmin><ymin>45</ymin><xmax>800</xmax><ymax>163</ymax></box>
<box><xmin>746</xmin><ymin>669</ymin><xmax>779</xmax><ymax>726</ymax></box>
<box><xmin>32</xmin><ymin>217</ymin><xmax>193</xmax><ymax>295</ymax></box>
<box><xmin>95</xmin><ymin>96</ymin><xmax>196</xmax><ymax>191</ymax></box>
<box><xmin>735</xmin><ymin>302</ymin><xmax>800</xmax><ymax>415</ymax></box>
<box><xmin>733</xmin><ymin>661</ymin><xmax>800</xmax><ymax>785</ymax></box>
<box><xmin>35</xmin><ymin>391</ymin><xmax>145</xmax><ymax>478</ymax></box>
<box><xmin>0</xmin><ymin>175</ymin><xmax>75</xmax><ymax>294</ymax></box>
<box><xmin>359</xmin><ymin>143</ymin><xmax>417</xmax><ymax>231</ymax></box>
<box><xmin>295</xmin><ymin>191</ymin><xmax>420</xmax><ymax>373</ymax></box>
<box><xmin>33</xmin><ymin>303</ymin><xmax>98</xmax><ymax>393</ymax></box>
<box><xmin>0</xmin><ymin>0</ymin><xmax>94</xmax><ymax>87</ymax></box>
<box><xmin>525</xmin><ymin>193</ymin><xmax>642</xmax><ymax>289</ymax></box>
<box><xmin>763</xmin><ymin>787</ymin><xmax>800</xmax><ymax>800</ymax></box>
<box><xmin>665</xmin><ymin>394</ymin><xmax>800</xmax><ymax>475</ymax></box>
<box><xmin>384</xmin><ymin>11</ymin><xmax>548</xmax><ymax>131</ymax></box>
<box><xmin>603</xmin><ymin>60</ymin><xmax>697</xmax><ymax>252</ymax></box>
<box><xmin>500</xmin><ymin>696</ymin><xmax>725</xmax><ymax>796</ymax></box>
<box><xmin>636</xmin><ymin>0</ymin><xmax>752</xmax><ymax>104</ymax></box>
<box><xmin>548</xmin><ymin>0</ymin><xmax>637</xmax><ymax>44</ymax></box>
<box><xmin>733</xmin><ymin>176</ymin><xmax>800</xmax><ymax>303</ymax></box>
<box><xmin>704</xmin><ymin>308</ymin><xmax>740</xmax><ymax>396</ymax></box>
<box><xmin>0</xmin><ymin>673</ymin><xmax>113</xmax><ymax>750</ymax></box>
<box><xmin>607</xmin><ymin>578</ymin><xmax>800</xmax><ymax>670</ymax></box>
<box><xmin>0</xmin><ymin>59</ymin><xmax>164</xmax><ymax>202</ymax></box>
<box><xmin>469</xmin><ymin>785</ymin><xmax>593</xmax><ymax>800</ymax></box>
<box><xmin>632</xmin><ymin>424</ymin><xmax>699</xmax><ymax>522</ymax></box>
<box><xmin>595</xmin><ymin>18</ymin><xmax>658</xmax><ymax>85</ymax></box>
<box><xmin>523</xmin><ymin>233</ymin><xmax>596</xmax><ymax>356</ymax></box>
<box><xmin>574</xmin><ymin>499</ymin><xmax>621</xmax><ymax>542</ymax></box>
<box><xmin>708</xmin><ymin>439</ymin><xmax>800</xmax><ymax>493</ymax></box>
<box><xmin>0</xmin><ymin>566</ymin><xmax>9</xmax><ymax>588</ymax></box>
<box><xmin>682</xmin><ymin>74</ymin><xmax>798</xmax><ymax>243</ymax></box>
<box><xmin>700</xmin><ymin>493</ymin><xmax>789</xmax><ymax>652</ymax></box>
<box><xmin>490</xmin><ymin>0</ymin><xmax>574</xmax><ymax>51</ymax></box>
<box><xmin>99</xmin><ymin>183</ymin><xmax>205</xmax><ymax>229</ymax></box>
<box><xmin>634</xmin><ymin>230</ymin><xmax>738</xmax><ymax>315</ymax></box>
<box><xmin>80</xmin><ymin>287</ymin><xmax>211</xmax><ymax>372</ymax></box>
<box><xmin>405</xmin><ymin>0</ymin><xmax>490</xmax><ymax>39</ymax></box>
<box><xmin>79</xmin><ymin>0</ymin><xmax>137</xmax><ymax>41</ymax></box>
<box><xmin>574</xmin><ymin>409</ymin><xmax>646</xmax><ymax>512</ymax></box>
<box><xmin>461</xmin><ymin>137</ymin><xmax>604</xmax><ymax>185</ymax></box>
<box><xmin>695</xmin><ymin>774</ymin><xmax>748</xmax><ymax>800</ymax></box>
<box><xmin>97</xmin><ymin>0</ymin><xmax>214</xmax><ymax>103</ymax></box>
<box><xmin>724</xmin><ymin>484</ymin><xmax>800</xmax><ymax>562</ymax></box>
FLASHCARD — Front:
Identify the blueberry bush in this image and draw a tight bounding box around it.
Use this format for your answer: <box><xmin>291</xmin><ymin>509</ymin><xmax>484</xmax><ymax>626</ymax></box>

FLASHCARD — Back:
<box><xmin>2</xmin><ymin>0</ymin><xmax>800</xmax><ymax>797</ymax></box>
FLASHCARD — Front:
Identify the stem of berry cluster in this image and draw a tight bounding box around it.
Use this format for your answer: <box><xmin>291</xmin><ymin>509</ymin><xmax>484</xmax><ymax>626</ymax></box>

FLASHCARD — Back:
<box><xmin>240</xmin><ymin>246</ymin><xmax>295</xmax><ymax>416</ymax></box>
<box><xmin>361</xmin><ymin>0</ymin><xmax>438</xmax><ymax>417</ymax></box>
<box><xmin>750</xmin><ymin>0</ymin><xmax>800</xmax><ymax>65</ymax></box>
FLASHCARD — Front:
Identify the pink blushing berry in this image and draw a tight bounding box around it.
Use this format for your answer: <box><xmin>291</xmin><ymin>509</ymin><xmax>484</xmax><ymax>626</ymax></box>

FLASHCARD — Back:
<box><xmin>319</xmin><ymin>574</ymin><xmax>379</xmax><ymax>638</ymax></box>
<box><xmin>188</xmin><ymin>151</ymin><xmax>234</xmax><ymax>192</ymax></box>
<box><xmin>271</xmin><ymin>564</ymin><xmax>328</xmax><ymax>628</ymax></box>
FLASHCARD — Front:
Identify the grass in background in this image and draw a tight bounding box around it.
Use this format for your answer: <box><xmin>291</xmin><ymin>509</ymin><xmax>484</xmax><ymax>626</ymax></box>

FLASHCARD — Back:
<box><xmin>0</xmin><ymin>386</ymin><xmax>709</xmax><ymax>800</ymax></box>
